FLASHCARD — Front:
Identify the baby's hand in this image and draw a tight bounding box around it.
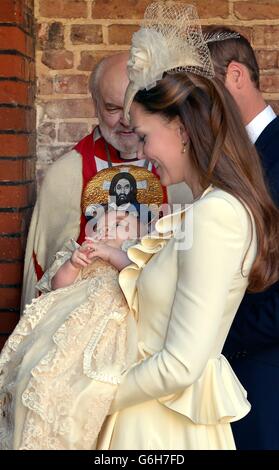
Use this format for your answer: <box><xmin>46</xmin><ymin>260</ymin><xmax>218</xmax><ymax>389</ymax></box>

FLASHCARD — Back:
<box><xmin>84</xmin><ymin>237</ymin><xmax>118</xmax><ymax>263</ymax></box>
<box><xmin>70</xmin><ymin>241</ymin><xmax>95</xmax><ymax>269</ymax></box>
<box><xmin>80</xmin><ymin>240</ymin><xmax>95</xmax><ymax>255</ymax></box>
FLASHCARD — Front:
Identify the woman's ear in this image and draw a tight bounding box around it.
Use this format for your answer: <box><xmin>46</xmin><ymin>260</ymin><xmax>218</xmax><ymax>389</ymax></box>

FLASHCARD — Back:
<box><xmin>178</xmin><ymin>123</ymin><xmax>189</xmax><ymax>143</ymax></box>
<box><xmin>173</xmin><ymin>116</ymin><xmax>189</xmax><ymax>143</ymax></box>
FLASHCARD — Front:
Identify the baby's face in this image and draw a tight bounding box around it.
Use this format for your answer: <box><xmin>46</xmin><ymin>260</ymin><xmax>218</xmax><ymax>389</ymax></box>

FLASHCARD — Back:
<box><xmin>93</xmin><ymin>210</ymin><xmax>141</xmax><ymax>247</ymax></box>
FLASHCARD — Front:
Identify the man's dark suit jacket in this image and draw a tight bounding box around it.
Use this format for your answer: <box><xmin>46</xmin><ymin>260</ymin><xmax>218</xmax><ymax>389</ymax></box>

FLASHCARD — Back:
<box><xmin>223</xmin><ymin>115</ymin><xmax>279</xmax><ymax>450</ymax></box>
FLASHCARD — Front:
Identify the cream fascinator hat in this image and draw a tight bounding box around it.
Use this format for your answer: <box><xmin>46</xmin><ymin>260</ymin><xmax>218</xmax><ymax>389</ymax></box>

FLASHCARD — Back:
<box><xmin>124</xmin><ymin>2</ymin><xmax>238</xmax><ymax>121</ymax></box>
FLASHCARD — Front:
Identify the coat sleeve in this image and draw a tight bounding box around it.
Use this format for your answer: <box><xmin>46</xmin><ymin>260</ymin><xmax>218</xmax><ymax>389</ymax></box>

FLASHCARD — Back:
<box><xmin>110</xmin><ymin>196</ymin><xmax>252</xmax><ymax>412</ymax></box>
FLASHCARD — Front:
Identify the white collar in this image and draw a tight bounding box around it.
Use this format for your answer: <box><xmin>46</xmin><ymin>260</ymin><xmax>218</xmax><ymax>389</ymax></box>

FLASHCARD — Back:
<box><xmin>246</xmin><ymin>105</ymin><xmax>277</xmax><ymax>144</ymax></box>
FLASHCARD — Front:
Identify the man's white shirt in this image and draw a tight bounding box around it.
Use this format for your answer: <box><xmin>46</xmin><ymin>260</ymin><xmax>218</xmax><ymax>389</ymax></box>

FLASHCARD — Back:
<box><xmin>246</xmin><ymin>105</ymin><xmax>277</xmax><ymax>144</ymax></box>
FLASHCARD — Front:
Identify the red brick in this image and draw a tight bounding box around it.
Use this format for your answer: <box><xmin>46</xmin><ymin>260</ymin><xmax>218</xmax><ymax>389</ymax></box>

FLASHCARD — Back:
<box><xmin>253</xmin><ymin>26</ymin><xmax>279</xmax><ymax>47</ymax></box>
<box><xmin>0</xmin><ymin>135</ymin><xmax>31</xmax><ymax>157</ymax></box>
<box><xmin>29</xmin><ymin>60</ymin><xmax>35</xmax><ymax>81</ymax></box>
<box><xmin>20</xmin><ymin>1</ymin><xmax>34</xmax><ymax>36</ymax></box>
<box><xmin>42</xmin><ymin>50</ymin><xmax>74</xmax><ymax>70</ymax></box>
<box><xmin>0</xmin><ymin>287</ymin><xmax>21</xmax><ymax>308</ymax></box>
<box><xmin>0</xmin><ymin>263</ymin><xmax>23</xmax><ymax>284</ymax></box>
<box><xmin>0</xmin><ymin>26</ymin><xmax>34</xmax><ymax>57</ymax></box>
<box><xmin>39</xmin><ymin>0</ymin><xmax>87</xmax><ymax>18</ymax></box>
<box><xmin>108</xmin><ymin>25</ymin><xmax>139</xmax><ymax>45</ymax></box>
<box><xmin>71</xmin><ymin>24</ymin><xmax>103</xmax><ymax>45</ymax></box>
<box><xmin>260</xmin><ymin>74</ymin><xmax>279</xmax><ymax>93</ymax></box>
<box><xmin>0</xmin><ymin>108</ymin><xmax>33</xmax><ymax>132</ymax></box>
<box><xmin>37</xmin><ymin>122</ymin><xmax>56</xmax><ymax>144</ymax></box>
<box><xmin>26</xmin><ymin>108</ymin><xmax>36</xmax><ymax>133</ymax></box>
<box><xmin>0</xmin><ymin>54</ymin><xmax>30</xmax><ymax>81</ymax></box>
<box><xmin>0</xmin><ymin>80</ymin><xmax>33</xmax><ymax>106</ymax></box>
<box><xmin>256</xmin><ymin>50</ymin><xmax>278</xmax><ymax>70</ymax></box>
<box><xmin>0</xmin><ymin>158</ymin><xmax>35</xmax><ymax>182</ymax></box>
<box><xmin>92</xmin><ymin>0</ymin><xmax>150</xmax><ymax>19</ymax></box>
<box><xmin>0</xmin><ymin>0</ymin><xmax>33</xmax><ymax>34</ymax></box>
<box><xmin>0</xmin><ymin>213</ymin><xmax>26</xmax><ymax>234</ymax></box>
<box><xmin>0</xmin><ymin>312</ymin><xmax>19</xmax><ymax>333</ymax></box>
<box><xmin>53</xmin><ymin>74</ymin><xmax>88</xmax><ymax>94</ymax></box>
<box><xmin>45</xmin><ymin>98</ymin><xmax>94</xmax><ymax>119</ymax></box>
<box><xmin>0</xmin><ymin>0</ymin><xmax>24</xmax><ymax>23</ymax></box>
<box><xmin>37</xmin><ymin>22</ymin><xmax>64</xmax><ymax>50</ymax></box>
<box><xmin>196</xmin><ymin>0</ymin><xmax>229</xmax><ymax>18</ymax></box>
<box><xmin>234</xmin><ymin>1</ymin><xmax>279</xmax><ymax>20</ymax></box>
<box><xmin>78</xmin><ymin>50</ymin><xmax>116</xmax><ymax>71</ymax></box>
<box><xmin>0</xmin><ymin>183</ymin><xmax>35</xmax><ymax>207</ymax></box>
<box><xmin>0</xmin><ymin>108</ymin><xmax>25</xmax><ymax>131</ymax></box>
<box><xmin>58</xmin><ymin>122</ymin><xmax>89</xmax><ymax>143</ymax></box>
<box><xmin>0</xmin><ymin>238</ymin><xmax>24</xmax><ymax>260</ymax></box>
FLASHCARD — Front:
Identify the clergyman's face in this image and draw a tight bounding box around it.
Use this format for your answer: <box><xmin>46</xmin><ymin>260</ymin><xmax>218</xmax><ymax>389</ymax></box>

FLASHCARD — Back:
<box><xmin>97</xmin><ymin>66</ymin><xmax>139</xmax><ymax>154</ymax></box>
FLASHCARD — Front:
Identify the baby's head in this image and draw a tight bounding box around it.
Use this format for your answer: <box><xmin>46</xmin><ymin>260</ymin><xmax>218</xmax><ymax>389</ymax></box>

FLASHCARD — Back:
<box><xmin>86</xmin><ymin>205</ymin><xmax>149</xmax><ymax>249</ymax></box>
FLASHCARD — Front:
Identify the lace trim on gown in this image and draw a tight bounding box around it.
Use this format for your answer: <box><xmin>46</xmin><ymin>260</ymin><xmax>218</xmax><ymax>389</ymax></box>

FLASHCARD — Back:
<box><xmin>0</xmin><ymin>259</ymin><xmax>131</xmax><ymax>450</ymax></box>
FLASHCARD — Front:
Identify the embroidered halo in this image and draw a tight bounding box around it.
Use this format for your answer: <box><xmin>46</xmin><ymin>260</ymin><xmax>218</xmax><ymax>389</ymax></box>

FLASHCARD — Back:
<box><xmin>82</xmin><ymin>165</ymin><xmax>164</xmax><ymax>214</ymax></box>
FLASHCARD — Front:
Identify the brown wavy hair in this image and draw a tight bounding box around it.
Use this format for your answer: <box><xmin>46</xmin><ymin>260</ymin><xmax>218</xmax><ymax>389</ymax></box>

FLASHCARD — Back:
<box><xmin>134</xmin><ymin>73</ymin><xmax>279</xmax><ymax>292</ymax></box>
<box><xmin>203</xmin><ymin>26</ymin><xmax>260</xmax><ymax>88</ymax></box>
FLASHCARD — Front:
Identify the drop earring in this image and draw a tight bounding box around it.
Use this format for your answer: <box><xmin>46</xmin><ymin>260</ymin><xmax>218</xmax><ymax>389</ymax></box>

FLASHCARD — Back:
<box><xmin>182</xmin><ymin>141</ymin><xmax>189</xmax><ymax>153</ymax></box>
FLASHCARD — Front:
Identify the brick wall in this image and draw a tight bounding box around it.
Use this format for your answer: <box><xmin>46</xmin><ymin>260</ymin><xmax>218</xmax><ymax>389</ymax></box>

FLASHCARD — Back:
<box><xmin>0</xmin><ymin>0</ymin><xmax>36</xmax><ymax>349</ymax></box>
<box><xmin>36</xmin><ymin>0</ymin><xmax>279</xmax><ymax>183</ymax></box>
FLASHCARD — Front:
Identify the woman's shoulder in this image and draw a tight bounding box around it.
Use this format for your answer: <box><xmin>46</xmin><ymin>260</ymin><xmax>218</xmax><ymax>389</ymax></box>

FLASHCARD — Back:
<box><xmin>194</xmin><ymin>187</ymin><xmax>252</xmax><ymax>230</ymax></box>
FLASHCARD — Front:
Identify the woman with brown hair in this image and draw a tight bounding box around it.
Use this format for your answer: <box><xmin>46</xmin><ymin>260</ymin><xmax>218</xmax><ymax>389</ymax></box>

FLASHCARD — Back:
<box><xmin>97</xmin><ymin>2</ymin><xmax>279</xmax><ymax>450</ymax></box>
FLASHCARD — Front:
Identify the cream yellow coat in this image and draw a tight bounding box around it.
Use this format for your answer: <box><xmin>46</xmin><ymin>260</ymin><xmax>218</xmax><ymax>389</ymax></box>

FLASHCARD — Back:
<box><xmin>98</xmin><ymin>187</ymin><xmax>257</xmax><ymax>450</ymax></box>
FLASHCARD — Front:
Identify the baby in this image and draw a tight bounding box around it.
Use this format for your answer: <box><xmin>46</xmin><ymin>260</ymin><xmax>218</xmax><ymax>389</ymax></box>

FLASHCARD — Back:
<box><xmin>0</xmin><ymin>207</ymin><xmax>146</xmax><ymax>450</ymax></box>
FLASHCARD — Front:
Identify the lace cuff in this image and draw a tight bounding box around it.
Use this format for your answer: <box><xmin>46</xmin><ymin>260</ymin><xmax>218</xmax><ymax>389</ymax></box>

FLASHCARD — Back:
<box><xmin>36</xmin><ymin>239</ymin><xmax>80</xmax><ymax>293</ymax></box>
